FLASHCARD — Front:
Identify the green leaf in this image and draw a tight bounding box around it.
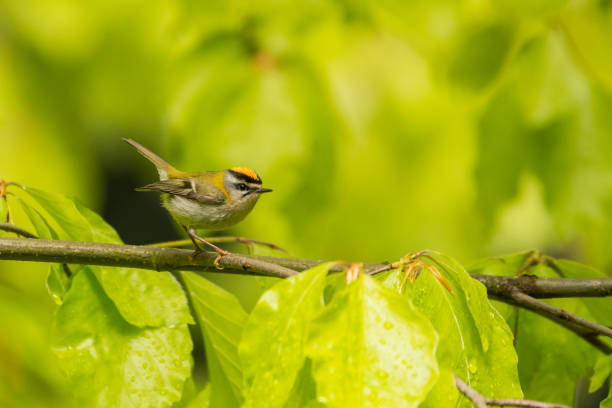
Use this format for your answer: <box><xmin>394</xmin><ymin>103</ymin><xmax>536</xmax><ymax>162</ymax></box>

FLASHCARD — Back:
<box><xmin>307</xmin><ymin>274</ymin><xmax>438</xmax><ymax>408</ymax></box>
<box><xmin>93</xmin><ymin>267</ymin><xmax>194</xmax><ymax>327</ymax></box>
<box><xmin>283</xmin><ymin>359</ymin><xmax>323</xmax><ymax>408</ymax></box>
<box><xmin>382</xmin><ymin>252</ymin><xmax>522</xmax><ymax>407</ymax></box>
<box><xmin>590</xmin><ymin>354</ymin><xmax>612</xmax><ymax>393</ymax></box>
<box><xmin>52</xmin><ymin>266</ymin><xmax>192</xmax><ymax>408</ymax></box>
<box><xmin>239</xmin><ymin>263</ymin><xmax>331</xmax><ymax>408</ymax></box>
<box><xmin>18</xmin><ymin>197</ymin><xmax>59</xmax><ymax>240</ymax></box>
<box><xmin>204</xmin><ymin>330</ymin><xmax>240</xmax><ymax>407</ymax></box>
<box><xmin>172</xmin><ymin>377</ymin><xmax>197</xmax><ymax>408</ymax></box>
<box><xmin>18</xmin><ymin>197</ymin><xmax>69</xmax><ymax>303</ymax></box>
<box><xmin>468</xmin><ymin>253</ymin><xmax>601</xmax><ymax>405</ymax></box>
<box><xmin>23</xmin><ymin>186</ymin><xmax>120</xmax><ymax>242</ymax></box>
<box><xmin>23</xmin><ymin>186</ymin><xmax>192</xmax><ymax>327</ymax></box>
<box><xmin>187</xmin><ymin>383</ymin><xmax>211</xmax><ymax>408</ymax></box>
<box><xmin>46</xmin><ymin>264</ymin><xmax>69</xmax><ymax>305</ymax></box>
<box><xmin>183</xmin><ymin>272</ymin><xmax>248</xmax><ymax>405</ymax></box>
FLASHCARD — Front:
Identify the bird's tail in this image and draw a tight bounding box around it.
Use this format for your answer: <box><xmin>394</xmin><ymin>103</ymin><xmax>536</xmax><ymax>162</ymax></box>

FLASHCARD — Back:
<box><xmin>123</xmin><ymin>138</ymin><xmax>179</xmax><ymax>180</ymax></box>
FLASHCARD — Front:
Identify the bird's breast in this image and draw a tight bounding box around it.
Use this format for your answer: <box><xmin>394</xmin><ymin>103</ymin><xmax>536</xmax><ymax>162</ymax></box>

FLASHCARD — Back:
<box><xmin>163</xmin><ymin>195</ymin><xmax>259</xmax><ymax>230</ymax></box>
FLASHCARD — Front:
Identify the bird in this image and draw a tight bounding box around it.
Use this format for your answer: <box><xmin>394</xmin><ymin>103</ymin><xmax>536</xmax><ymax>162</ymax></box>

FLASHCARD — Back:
<box><xmin>123</xmin><ymin>138</ymin><xmax>272</xmax><ymax>266</ymax></box>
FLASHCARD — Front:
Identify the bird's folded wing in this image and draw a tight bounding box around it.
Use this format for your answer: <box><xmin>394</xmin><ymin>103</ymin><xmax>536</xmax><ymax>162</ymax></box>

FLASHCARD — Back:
<box><xmin>136</xmin><ymin>178</ymin><xmax>225</xmax><ymax>204</ymax></box>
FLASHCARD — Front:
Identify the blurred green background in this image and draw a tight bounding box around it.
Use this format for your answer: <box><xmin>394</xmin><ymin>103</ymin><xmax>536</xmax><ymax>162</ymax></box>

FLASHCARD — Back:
<box><xmin>1</xmin><ymin>0</ymin><xmax>612</xmax><ymax>406</ymax></box>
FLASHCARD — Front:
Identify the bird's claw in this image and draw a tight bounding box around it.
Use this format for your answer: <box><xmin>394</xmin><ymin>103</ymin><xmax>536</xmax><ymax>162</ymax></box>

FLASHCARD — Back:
<box><xmin>213</xmin><ymin>249</ymin><xmax>230</xmax><ymax>270</ymax></box>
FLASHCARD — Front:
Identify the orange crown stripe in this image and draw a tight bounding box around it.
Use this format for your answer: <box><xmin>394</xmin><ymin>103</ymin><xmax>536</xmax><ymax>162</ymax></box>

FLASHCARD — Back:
<box><xmin>230</xmin><ymin>166</ymin><xmax>260</xmax><ymax>181</ymax></box>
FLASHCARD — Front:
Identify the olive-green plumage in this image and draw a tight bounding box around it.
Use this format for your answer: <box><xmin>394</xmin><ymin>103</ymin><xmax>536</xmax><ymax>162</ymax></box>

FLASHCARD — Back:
<box><xmin>124</xmin><ymin>138</ymin><xmax>272</xmax><ymax>231</ymax></box>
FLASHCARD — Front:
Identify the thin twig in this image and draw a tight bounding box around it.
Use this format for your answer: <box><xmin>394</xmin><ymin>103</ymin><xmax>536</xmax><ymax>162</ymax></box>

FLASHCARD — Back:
<box><xmin>508</xmin><ymin>290</ymin><xmax>612</xmax><ymax>339</ymax></box>
<box><xmin>454</xmin><ymin>375</ymin><xmax>571</xmax><ymax>408</ymax></box>
<box><xmin>0</xmin><ymin>226</ymin><xmax>74</xmax><ymax>276</ymax></box>
<box><xmin>503</xmin><ymin>290</ymin><xmax>612</xmax><ymax>354</ymax></box>
<box><xmin>148</xmin><ymin>237</ymin><xmax>288</xmax><ymax>253</ymax></box>
<box><xmin>0</xmin><ymin>223</ymin><xmax>37</xmax><ymax>238</ymax></box>
<box><xmin>455</xmin><ymin>375</ymin><xmax>487</xmax><ymax>408</ymax></box>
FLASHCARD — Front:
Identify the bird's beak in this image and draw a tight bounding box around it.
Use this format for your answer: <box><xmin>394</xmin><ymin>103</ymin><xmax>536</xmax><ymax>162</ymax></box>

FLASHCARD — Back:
<box><xmin>256</xmin><ymin>187</ymin><xmax>273</xmax><ymax>194</ymax></box>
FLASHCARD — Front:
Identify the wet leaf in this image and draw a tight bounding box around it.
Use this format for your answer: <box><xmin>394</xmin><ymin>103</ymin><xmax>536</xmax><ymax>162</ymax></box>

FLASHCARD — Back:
<box><xmin>18</xmin><ymin>198</ymin><xmax>68</xmax><ymax>303</ymax></box>
<box><xmin>187</xmin><ymin>383</ymin><xmax>210</xmax><ymax>408</ymax></box>
<box><xmin>381</xmin><ymin>252</ymin><xmax>522</xmax><ymax>407</ymax></box>
<box><xmin>183</xmin><ymin>272</ymin><xmax>248</xmax><ymax>406</ymax></box>
<box><xmin>307</xmin><ymin>274</ymin><xmax>438</xmax><ymax>408</ymax></box>
<box><xmin>239</xmin><ymin>262</ymin><xmax>331</xmax><ymax>408</ymax></box>
<box><xmin>52</xmin><ymin>267</ymin><xmax>192</xmax><ymax>408</ymax></box>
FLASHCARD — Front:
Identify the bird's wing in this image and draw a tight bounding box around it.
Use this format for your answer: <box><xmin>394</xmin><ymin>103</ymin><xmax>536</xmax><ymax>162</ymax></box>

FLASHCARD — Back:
<box><xmin>136</xmin><ymin>178</ymin><xmax>225</xmax><ymax>205</ymax></box>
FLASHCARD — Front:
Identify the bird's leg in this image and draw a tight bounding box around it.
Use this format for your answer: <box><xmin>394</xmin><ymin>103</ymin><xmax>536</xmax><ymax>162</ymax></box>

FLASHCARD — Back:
<box><xmin>184</xmin><ymin>226</ymin><xmax>230</xmax><ymax>269</ymax></box>
<box><xmin>183</xmin><ymin>226</ymin><xmax>204</xmax><ymax>258</ymax></box>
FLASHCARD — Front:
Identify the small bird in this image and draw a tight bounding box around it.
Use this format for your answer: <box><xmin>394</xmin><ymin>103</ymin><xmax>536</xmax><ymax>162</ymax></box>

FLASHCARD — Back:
<box><xmin>124</xmin><ymin>138</ymin><xmax>272</xmax><ymax>265</ymax></box>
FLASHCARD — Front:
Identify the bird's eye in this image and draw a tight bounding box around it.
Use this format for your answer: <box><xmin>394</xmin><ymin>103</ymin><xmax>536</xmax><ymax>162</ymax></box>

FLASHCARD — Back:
<box><xmin>237</xmin><ymin>183</ymin><xmax>249</xmax><ymax>191</ymax></box>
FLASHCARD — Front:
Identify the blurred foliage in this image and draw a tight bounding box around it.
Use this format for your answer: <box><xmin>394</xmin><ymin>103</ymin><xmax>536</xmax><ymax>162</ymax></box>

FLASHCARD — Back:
<box><xmin>469</xmin><ymin>251</ymin><xmax>612</xmax><ymax>405</ymax></box>
<box><xmin>1</xmin><ymin>0</ymin><xmax>612</xmax><ymax>406</ymax></box>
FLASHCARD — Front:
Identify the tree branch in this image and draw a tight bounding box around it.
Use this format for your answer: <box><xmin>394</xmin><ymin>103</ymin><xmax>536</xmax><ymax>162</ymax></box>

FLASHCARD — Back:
<box><xmin>1</xmin><ymin>238</ymin><xmax>611</xmax><ymax>296</ymax></box>
<box><xmin>454</xmin><ymin>375</ymin><xmax>571</xmax><ymax>408</ymax></box>
<box><xmin>1</xmin><ymin>237</ymin><xmax>612</xmax><ymax>354</ymax></box>
<box><xmin>0</xmin><ymin>237</ymin><xmax>299</xmax><ymax>278</ymax></box>
<box><xmin>475</xmin><ymin>274</ymin><xmax>612</xmax><ymax>298</ymax></box>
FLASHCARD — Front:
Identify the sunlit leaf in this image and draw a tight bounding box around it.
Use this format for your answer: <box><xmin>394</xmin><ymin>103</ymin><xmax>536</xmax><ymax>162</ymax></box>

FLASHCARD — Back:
<box><xmin>182</xmin><ymin>272</ymin><xmax>248</xmax><ymax>405</ymax></box>
<box><xmin>239</xmin><ymin>262</ymin><xmax>331</xmax><ymax>408</ymax></box>
<box><xmin>380</xmin><ymin>252</ymin><xmax>522</xmax><ymax>407</ymax></box>
<box><xmin>23</xmin><ymin>186</ymin><xmax>120</xmax><ymax>242</ymax></box>
<box><xmin>23</xmin><ymin>187</ymin><xmax>193</xmax><ymax>327</ymax></box>
<box><xmin>18</xmin><ymin>197</ymin><xmax>59</xmax><ymax>240</ymax></box>
<box><xmin>18</xmin><ymin>197</ymin><xmax>68</xmax><ymax>303</ymax></box>
<box><xmin>52</xmin><ymin>267</ymin><xmax>192</xmax><ymax>408</ymax></box>
<box><xmin>187</xmin><ymin>383</ymin><xmax>210</xmax><ymax>408</ymax></box>
<box><xmin>307</xmin><ymin>274</ymin><xmax>438</xmax><ymax>408</ymax></box>
<box><xmin>172</xmin><ymin>377</ymin><xmax>197</xmax><ymax>408</ymax></box>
